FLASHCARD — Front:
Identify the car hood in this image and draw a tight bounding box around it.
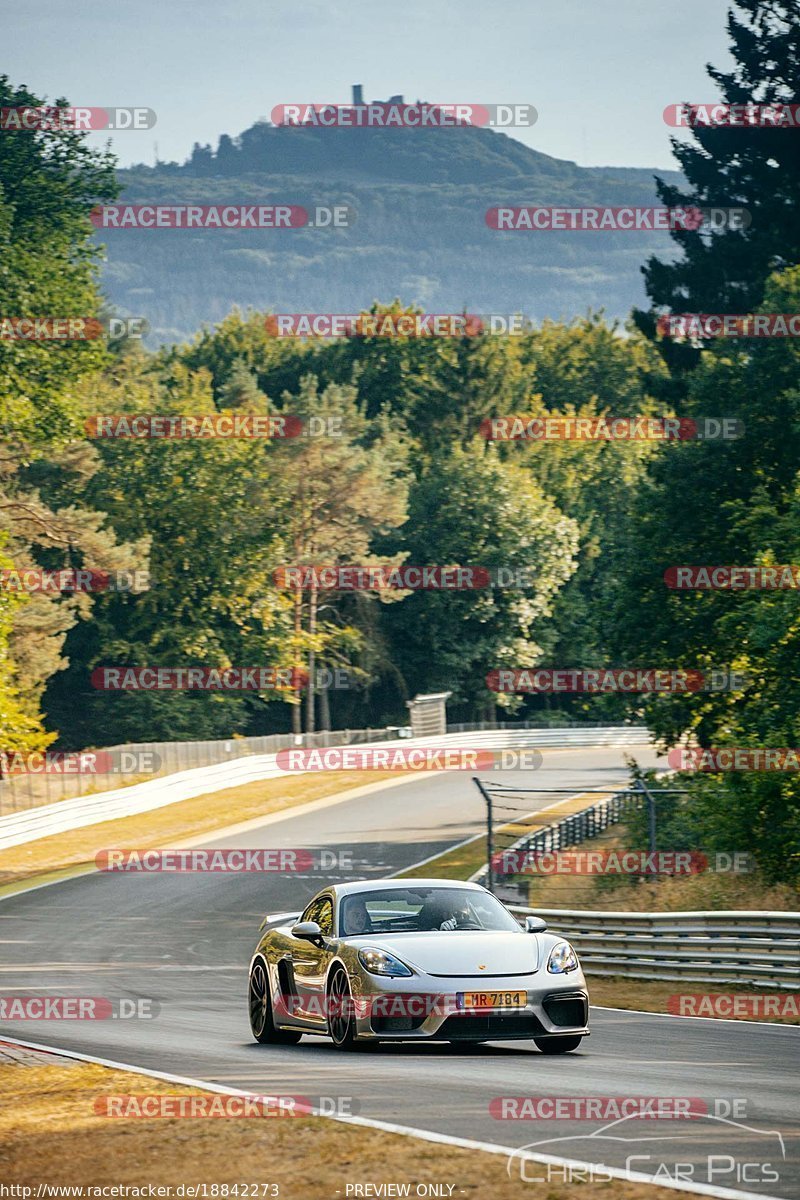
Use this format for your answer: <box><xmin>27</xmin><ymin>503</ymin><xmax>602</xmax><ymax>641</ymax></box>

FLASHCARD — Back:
<box><xmin>373</xmin><ymin>931</ymin><xmax>541</xmax><ymax>978</ymax></box>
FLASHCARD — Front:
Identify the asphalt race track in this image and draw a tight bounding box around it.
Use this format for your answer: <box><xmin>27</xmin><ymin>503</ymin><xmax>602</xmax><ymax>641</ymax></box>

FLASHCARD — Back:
<box><xmin>1</xmin><ymin>744</ymin><xmax>798</xmax><ymax>1198</ymax></box>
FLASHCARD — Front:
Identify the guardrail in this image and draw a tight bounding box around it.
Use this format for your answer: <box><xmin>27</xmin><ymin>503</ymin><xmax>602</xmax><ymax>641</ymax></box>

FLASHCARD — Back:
<box><xmin>447</xmin><ymin>720</ymin><xmax>647</xmax><ymax>732</ymax></box>
<box><xmin>508</xmin><ymin>906</ymin><xmax>800</xmax><ymax>989</ymax></box>
<box><xmin>0</xmin><ymin>726</ymin><xmax>401</xmax><ymax>816</ymax></box>
<box><xmin>445</xmin><ymin>727</ymin><xmax>650</xmax><ymax>748</ymax></box>
<box><xmin>0</xmin><ymin>725</ymin><xmax>651</xmax><ymax>851</ymax></box>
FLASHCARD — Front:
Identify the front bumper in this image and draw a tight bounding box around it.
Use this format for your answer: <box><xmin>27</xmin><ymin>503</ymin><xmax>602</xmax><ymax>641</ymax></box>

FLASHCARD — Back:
<box><xmin>349</xmin><ymin>971</ymin><xmax>589</xmax><ymax>1041</ymax></box>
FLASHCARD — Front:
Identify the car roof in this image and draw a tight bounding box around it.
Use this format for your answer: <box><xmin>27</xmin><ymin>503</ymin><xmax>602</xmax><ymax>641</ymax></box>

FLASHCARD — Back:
<box><xmin>329</xmin><ymin>878</ymin><xmax>488</xmax><ymax>898</ymax></box>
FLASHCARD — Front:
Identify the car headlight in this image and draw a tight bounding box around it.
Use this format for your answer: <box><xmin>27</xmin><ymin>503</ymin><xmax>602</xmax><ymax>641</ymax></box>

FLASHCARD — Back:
<box><xmin>358</xmin><ymin>948</ymin><xmax>413</xmax><ymax>977</ymax></box>
<box><xmin>547</xmin><ymin>941</ymin><xmax>579</xmax><ymax>974</ymax></box>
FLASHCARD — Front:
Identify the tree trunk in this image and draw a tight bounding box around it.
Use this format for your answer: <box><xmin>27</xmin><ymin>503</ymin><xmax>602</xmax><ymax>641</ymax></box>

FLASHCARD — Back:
<box><xmin>292</xmin><ymin>583</ymin><xmax>302</xmax><ymax>736</ymax></box>
<box><xmin>305</xmin><ymin>585</ymin><xmax>317</xmax><ymax>733</ymax></box>
<box><xmin>319</xmin><ymin>666</ymin><xmax>331</xmax><ymax>732</ymax></box>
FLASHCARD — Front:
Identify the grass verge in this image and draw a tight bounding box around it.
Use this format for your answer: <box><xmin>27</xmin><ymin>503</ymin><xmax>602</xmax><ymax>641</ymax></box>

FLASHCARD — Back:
<box><xmin>0</xmin><ymin>1059</ymin><xmax>681</xmax><ymax>1200</ymax></box>
<box><xmin>589</xmin><ymin>977</ymin><xmax>799</xmax><ymax>1024</ymax></box>
<box><xmin>0</xmin><ymin>770</ymin><xmax>410</xmax><ymax>898</ymax></box>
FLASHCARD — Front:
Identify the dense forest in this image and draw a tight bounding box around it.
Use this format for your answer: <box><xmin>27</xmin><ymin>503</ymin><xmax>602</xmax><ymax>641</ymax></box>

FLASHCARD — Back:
<box><xmin>1</xmin><ymin>0</ymin><xmax>799</xmax><ymax>882</ymax></box>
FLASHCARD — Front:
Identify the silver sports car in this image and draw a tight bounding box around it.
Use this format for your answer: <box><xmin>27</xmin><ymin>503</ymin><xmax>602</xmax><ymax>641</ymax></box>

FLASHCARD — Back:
<box><xmin>248</xmin><ymin>878</ymin><xmax>589</xmax><ymax>1052</ymax></box>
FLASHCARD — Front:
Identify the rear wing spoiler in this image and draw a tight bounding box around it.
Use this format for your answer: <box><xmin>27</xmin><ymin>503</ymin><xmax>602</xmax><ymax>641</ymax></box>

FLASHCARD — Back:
<box><xmin>259</xmin><ymin>910</ymin><xmax>301</xmax><ymax>932</ymax></box>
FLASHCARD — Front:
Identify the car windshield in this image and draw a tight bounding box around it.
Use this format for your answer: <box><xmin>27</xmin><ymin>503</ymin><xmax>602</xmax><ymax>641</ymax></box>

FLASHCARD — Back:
<box><xmin>339</xmin><ymin>887</ymin><xmax>521</xmax><ymax>936</ymax></box>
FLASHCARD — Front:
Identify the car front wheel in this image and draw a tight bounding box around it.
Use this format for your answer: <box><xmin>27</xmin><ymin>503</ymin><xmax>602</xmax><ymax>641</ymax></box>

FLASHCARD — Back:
<box><xmin>327</xmin><ymin>967</ymin><xmax>358</xmax><ymax>1050</ymax></box>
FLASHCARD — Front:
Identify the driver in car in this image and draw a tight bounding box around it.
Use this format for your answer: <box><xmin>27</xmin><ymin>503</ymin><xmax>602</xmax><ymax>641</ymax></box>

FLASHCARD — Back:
<box><xmin>343</xmin><ymin>897</ymin><xmax>373</xmax><ymax>935</ymax></box>
<box><xmin>439</xmin><ymin>900</ymin><xmax>474</xmax><ymax>930</ymax></box>
<box><xmin>418</xmin><ymin>896</ymin><xmax>474</xmax><ymax>931</ymax></box>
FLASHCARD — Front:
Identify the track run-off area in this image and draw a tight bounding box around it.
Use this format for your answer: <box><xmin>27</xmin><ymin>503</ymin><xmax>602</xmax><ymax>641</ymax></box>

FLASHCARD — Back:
<box><xmin>1</xmin><ymin>742</ymin><xmax>798</xmax><ymax>1200</ymax></box>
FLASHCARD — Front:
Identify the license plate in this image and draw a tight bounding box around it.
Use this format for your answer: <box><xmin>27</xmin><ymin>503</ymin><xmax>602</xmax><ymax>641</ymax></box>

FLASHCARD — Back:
<box><xmin>462</xmin><ymin>990</ymin><xmax>527</xmax><ymax>1009</ymax></box>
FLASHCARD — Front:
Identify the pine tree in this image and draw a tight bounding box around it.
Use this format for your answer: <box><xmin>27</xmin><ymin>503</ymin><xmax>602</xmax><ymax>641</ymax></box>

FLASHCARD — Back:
<box><xmin>217</xmin><ymin>358</ymin><xmax>264</xmax><ymax>409</ymax></box>
<box><xmin>635</xmin><ymin>0</ymin><xmax>800</xmax><ymax>375</ymax></box>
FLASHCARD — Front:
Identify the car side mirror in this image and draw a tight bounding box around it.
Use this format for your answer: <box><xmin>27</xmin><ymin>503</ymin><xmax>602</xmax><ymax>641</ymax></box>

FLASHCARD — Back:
<box><xmin>292</xmin><ymin>920</ymin><xmax>324</xmax><ymax>944</ymax></box>
<box><xmin>525</xmin><ymin>916</ymin><xmax>547</xmax><ymax>933</ymax></box>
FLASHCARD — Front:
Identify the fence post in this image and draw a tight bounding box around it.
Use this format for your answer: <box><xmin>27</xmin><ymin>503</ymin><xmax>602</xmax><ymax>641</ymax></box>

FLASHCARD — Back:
<box><xmin>473</xmin><ymin>777</ymin><xmax>494</xmax><ymax>894</ymax></box>
<box><xmin>638</xmin><ymin>778</ymin><xmax>658</xmax><ymax>856</ymax></box>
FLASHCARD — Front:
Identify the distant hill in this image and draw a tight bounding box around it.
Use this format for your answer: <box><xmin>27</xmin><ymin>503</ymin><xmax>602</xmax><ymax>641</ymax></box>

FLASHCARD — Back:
<box><xmin>99</xmin><ymin>115</ymin><xmax>683</xmax><ymax>344</ymax></box>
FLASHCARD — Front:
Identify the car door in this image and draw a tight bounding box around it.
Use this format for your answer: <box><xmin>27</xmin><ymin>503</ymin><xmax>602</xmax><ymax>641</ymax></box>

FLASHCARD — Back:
<box><xmin>289</xmin><ymin>895</ymin><xmax>334</xmax><ymax>1025</ymax></box>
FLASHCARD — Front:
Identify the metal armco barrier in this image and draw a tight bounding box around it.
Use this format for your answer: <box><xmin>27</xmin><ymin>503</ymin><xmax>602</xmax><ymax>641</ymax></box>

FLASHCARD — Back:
<box><xmin>0</xmin><ymin>723</ymin><xmax>649</xmax><ymax>817</ymax></box>
<box><xmin>446</xmin><ymin>725</ymin><xmax>650</xmax><ymax>747</ymax></box>
<box><xmin>0</xmin><ymin>726</ymin><xmax>649</xmax><ymax>850</ymax></box>
<box><xmin>0</xmin><ymin>726</ymin><xmax>399</xmax><ymax>816</ymax></box>
<box><xmin>508</xmin><ymin>906</ymin><xmax>800</xmax><ymax>989</ymax></box>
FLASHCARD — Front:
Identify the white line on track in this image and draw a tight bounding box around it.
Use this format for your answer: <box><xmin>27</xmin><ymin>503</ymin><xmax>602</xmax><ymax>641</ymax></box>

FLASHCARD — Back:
<box><xmin>0</xmin><ymin>1033</ymin><xmax>787</xmax><ymax>1200</ymax></box>
<box><xmin>593</xmin><ymin>1005</ymin><xmax>799</xmax><ymax>1031</ymax></box>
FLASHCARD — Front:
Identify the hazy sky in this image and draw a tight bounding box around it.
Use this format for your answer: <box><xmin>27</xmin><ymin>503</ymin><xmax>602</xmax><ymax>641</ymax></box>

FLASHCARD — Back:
<box><xmin>6</xmin><ymin>0</ymin><xmax>734</xmax><ymax>170</ymax></box>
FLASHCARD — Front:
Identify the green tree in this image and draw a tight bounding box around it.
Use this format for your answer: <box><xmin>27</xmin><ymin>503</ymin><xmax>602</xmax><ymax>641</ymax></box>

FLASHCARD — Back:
<box><xmin>0</xmin><ymin>537</ymin><xmax>53</xmax><ymax>757</ymax></box>
<box><xmin>270</xmin><ymin>375</ymin><xmax>410</xmax><ymax>732</ymax></box>
<box><xmin>497</xmin><ymin>318</ymin><xmax>667</xmax><ymax>711</ymax></box>
<box><xmin>635</xmin><ymin>0</ymin><xmax>800</xmax><ymax>377</ymax></box>
<box><xmin>383</xmin><ymin>444</ymin><xmax>579</xmax><ymax>717</ymax></box>
<box><xmin>46</xmin><ymin>355</ymin><xmax>293</xmax><ymax>745</ymax></box>
<box><xmin>176</xmin><ymin>309</ymin><xmax>310</xmax><ymax>407</ymax></box>
<box><xmin>217</xmin><ymin>357</ymin><xmax>265</xmax><ymax>409</ymax></box>
<box><xmin>0</xmin><ymin>76</ymin><xmax>118</xmax><ymax>445</ymax></box>
<box><xmin>615</xmin><ymin>268</ymin><xmax>800</xmax><ymax>884</ymax></box>
<box><xmin>0</xmin><ymin>77</ymin><xmax>139</xmax><ymax>752</ymax></box>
